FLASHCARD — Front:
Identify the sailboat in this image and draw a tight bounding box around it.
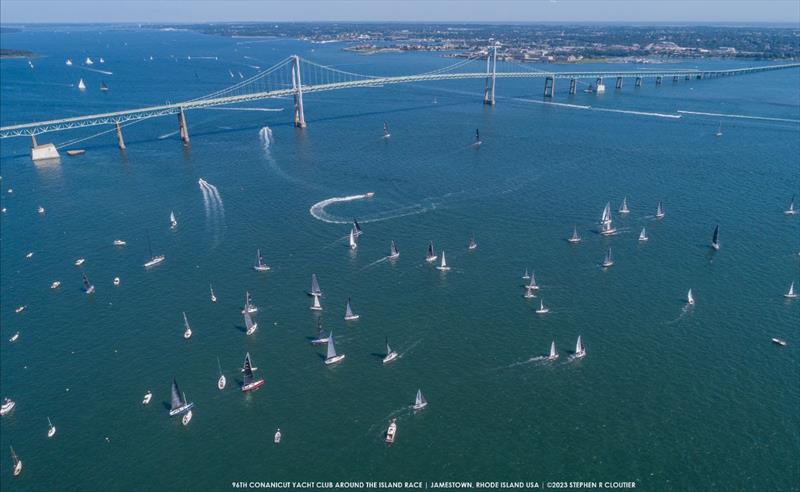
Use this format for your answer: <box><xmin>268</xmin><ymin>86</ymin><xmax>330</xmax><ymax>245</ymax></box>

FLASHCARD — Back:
<box><xmin>715</xmin><ymin>122</ymin><xmax>723</xmax><ymax>137</ymax></box>
<box><xmin>241</xmin><ymin>352</ymin><xmax>265</xmax><ymax>392</ymax></box>
<box><xmin>548</xmin><ymin>340</ymin><xmax>559</xmax><ymax>360</ymax></box>
<box><xmin>536</xmin><ymin>299</ymin><xmax>549</xmax><ymax>314</ymax></box>
<box><xmin>168</xmin><ymin>378</ymin><xmax>194</xmax><ymax>416</ymax></box>
<box><xmin>382</xmin><ymin>337</ymin><xmax>399</xmax><ymax>364</ymax></box>
<box><xmin>523</xmin><ymin>287</ymin><xmax>536</xmax><ymax>299</ymax></box>
<box><xmin>436</xmin><ymin>250</ymin><xmax>451</xmax><ymax>271</ymax></box>
<box><xmin>77</xmin><ymin>78</ymin><xmax>86</xmax><ymax>90</ymax></box>
<box><xmin>253</xmin><ymin>249</ymin><xmax>270</xmax><ymax>271</ymax></box>
<box><xmin>599</xmin><ymin>202</ymin><xmax>616</xmax><ymax>235</ymax></box>
<box><xmin>711</xmin><ymin>225</ymin><xmax>720</xmax><ymax>250</ymax></box>
<box><xmin>349</xmin><ymin>228</ymin><xmax>357</xmax><ymax>250</ymax></box>
<box><xmin>383</xmin><ymin>122</ymin><xmax>391</xmax><ymax>139</ymax></box>
<box><xmin>601</xmin><ymin>248</ymin><xmax>614</xmax><ymax>268</ymax></box>
<box><xmin>170</xmin><ymin>211</ymin><xmax>177</xmax><ymax>229</ymax></box>
<box><xmin>522</xmin><ymin>268</ymin><xmax>530</xmax><ymax>280</ymax></box>
<box><xmin>324</xmin><ymin>330</ymin><xmax>345</xmax><ymax>365</ymax></box>
<box><xmin>575</xmin><ymin>336</ymin><xmax>586</xmax><ymax>358</ymax></box>
<box><xmin>468</xmin><ymin>235</ymin><xmax>478</xmax><ymax>251</ymax></box>
<box><xmin>568</xmin><ymin>225</ymin><xmax>581</xmax><ymax>244</ymax></box>
<box><xmin>639</xmin><ymin>227</ymin><xmax>648</xmax><ymax>242</ymax></box>
<box><xmin>425</xmin><ymin>241</ymin><xmax>438</xmax><ymax>262</ymax></box>
<box><xmin>385</xmin><ymin>418</ymin><xmax>398</xmax><ymax>443</ymax></box>
<box><xmin>215</xmin><ymin>358</ymin><xmax>226</xmax><ymax>390</ymax></box>
<box><xmin>310</xmin><ymin>294</ymin><xmax>323</xmax><ymax>311</ymax></box>
<box><xmin>84</xmin><ymin>57</ymin><xmax>93</xmax><ymax>65</ymax></box>
<box><xmin>388</xmin><ymin>240</ymin><xmax>400</xmax><ymax>259</ymax></box>
<box><xmin>655</xmin><ymin>201</ymin><xmax>665</xmax><ymax>219</ymax></box>
<box><xmin>412</xmin><ymin>389</ymin><xmax>428</xmax><ymax>411</ymax></box>
<box><xmin>209</xmin><ymin>283</ymin><xmax>217</xmax><ymax>302</ymax></box>
<box><xmin>65</xmin><ymin>58</ymin><xmax>73</xmax><ymax>66</ymax></box>
<box><xmin>182</xmin><ymin>408</ymin><xmax>192</xmax><ymax>426</ymax></box>
<box><xmin>182</xmin><ymin>312</ymin><xmax>192</xmax><ymax>339</ymax></box>
<box><xmin>311</xmin><ymin>320</ymin><xmax>329</xmax><ymax>345</ymax></box>
<box><xmin>785</xmin><ymin>282</ymin><xmax>797</xmax><ymax>299</ymax></box>
<box><xmin>82</xmin><ymin>273</ymin><xmax>95</xmax><ymax>294</ymax></box>
<box><xmin>784</xmin><ymin>196</ymin><xmax>797</xmax><ymax>216</ymax></box>
<box><xmin>143</xmin><ymin>234</ymin><xmax>165</xmax><ymax>268</ymax></box>
<box><xmin>474</xmin><ymin>128</ymin><xmax>482</xmax><ymax>146</ymax></box>
<box><xmin>242</xmin><ymin>291</ymin><xmax>258</xmax><ymax>314</ymax></box>
<box><xmin>99</xmin><ymin>57</ymin><xmax>105</xmax><ymax>64</ymax></box>
<box><xmin>353</xmin><ymin>219</ymin><xmax>363</xmax><ymax>237</ymax></box>
<box><xmin>619</xmin><ymin>197</ymin><xmax>630</xmax><ymax>214</ymax></box>
<box><xmin>308</xmin><ymin>274</ymin><xmax>322</xmax><ymax>297</ymax></box>
<box><xmin>100</xmin><ymin>81</ymin><xmax>109</xmax><ymax>92</ymax></box>
<box><xmin>527</xmin><ymin>271</ymin><xmax>539</xmax><ymax>290</ymax></box>
<box><xmin>47</xmin><ymin>417</ymin><xmax>56</xmax><ymax>438</ymax></box>
<box><xmin>10</xmin><ymin>446</ymin><xmax>22</xmax><ymax>477</ymax></box>
<box><xmin>244</xmin><ymin>309</ymin><xmax>258</xmax><ymax>336</ymax></box>
<box><xmin>687</xmin><ymin>289</ymin><xmax>695</xmax><ymax>305</ymax></box>
<box><xmin>344</xmin><ymin>298</ymin><xmax>360</xmax><ymax>321</ymax></box>
<box><xmin>274</xmin><ymin>428</ymin><xmax>282</xmax><ymax>443</ymax></box>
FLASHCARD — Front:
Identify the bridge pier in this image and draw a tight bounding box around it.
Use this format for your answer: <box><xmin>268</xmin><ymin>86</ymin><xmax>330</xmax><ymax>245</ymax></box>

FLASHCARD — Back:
<box><xmin>686</xmin><ymin>74</ymin><xmax>690</xmax><ymax>80</ymax></box>
<box><xmin>655</xmin><ymin>76</ymin><xmax>662</xmax><ymax>86</ymax></box>
<box><xmin>595</xmin><ymin>77</ymin><xmax>605</xmax><ymax>93</ymax></box>
<box><xmin>696</xmin><ymin>73</ymin><xmax>703</xmax><ymax>80</ymax></box>
<box><xmin>569</xmin><ymin>78</ymin><xmax>576</xmax><ymax>95</ymax></box>
<box><xmin>292</xmin><ymin>55</ymin><xmax>307</xmax><ymax>128</ymax></box>
<box><xmin>543</xmin><ymin>76</ymin><xmax>555</xmax><ymax>98</ymax></box>
<box><xmin>635</xmin><ymin>76</ymin><xmax>642</xmax><ymax>88</ymax></box>
<box><xmin>615</xmin><ymin>76</ymin><xmax>623</xmax><ymax>89</ymax></box>
<box><xmin>31</xmin><ymin>134</ymin><xmax>37</xmax><ymax>148</ymax></box>
<box><xmin>115</xmin><ymin>122</ymin><xmax>126</xmax><ymax>150</ymax></box>
<box><xmin>29</xmin><ymin>133</ymin><xmax>59</xmax><ymax>161</ymax></box>
<box><xmin>178</xmin><ymin>109</ymin><xmax>190</xmax><ymax>144</ymax></box>
<box><xmin>483</xmin><ymin>44</ymin><xmax>497</xmax><ymax>105</ymax></box>
<box><xmin>673</xmin><ymin>75</ymin><xmax>679</xmax><ymax>83</ymax></box>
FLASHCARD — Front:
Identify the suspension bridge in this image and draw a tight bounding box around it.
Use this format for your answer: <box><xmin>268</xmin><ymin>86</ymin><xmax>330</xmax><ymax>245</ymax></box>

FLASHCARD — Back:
<box><xmin>2</xmin><ymin>48</ymin><xmax>798</xmax><ymax>160</ymax></box>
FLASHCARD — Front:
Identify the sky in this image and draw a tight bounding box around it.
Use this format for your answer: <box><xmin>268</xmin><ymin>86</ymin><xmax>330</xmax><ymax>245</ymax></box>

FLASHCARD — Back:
<box><xmin>1</xmin><ymin>0</ymin><xmax>799</xmax><ymax>24</ymax></box>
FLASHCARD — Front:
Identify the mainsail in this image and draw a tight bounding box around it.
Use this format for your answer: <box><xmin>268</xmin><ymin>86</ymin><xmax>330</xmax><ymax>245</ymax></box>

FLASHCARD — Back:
<box><xmin>427</xmin><ymin>241</ymin><xmax>435</xmax><ymax>259</ymax></box>
<box><xmin>170</xmin><ymin>378</ymin><xmax>183</xmax><ymax>411</ymax></box>
<box><xmin>415</xmin><ymin>389</ymin><xmax>426</xmax><ymax>407</ymax></box>
<box><xmin>242</xmin><ymin>353</ymin><xmax>255</xmax><ymax>387</ymax></box>
<box><xmin>386</xmin><ymin>337</ymin><xmax>393</xmax><ymax>355</ymax></box>
<box><xmin>390</xmin><ymin>240</ymin><xmax>399</xmax><ymax>257</ymax></box>
<box><xmin>345</xmin><ymin>298</ymin><xmax>355</xmax><ymax>318</ymax></box>
<box><xmin>244</xmin><ymin>310</ymin><xmax>256</xmax><ymax>332</ymax></box>
<box><xmin>576</xmin><ymin>336</ymin><xmax>584</xmax><ymax>354</ymax></box>
<box><xmin>549</xmin><ymin>341</ymin><xmax>557</xmax><ymax>359</ymax></box>
<box><xmin>712</xmin><ymin>225</ymin><xmax>720</xmax><ymax>249</ymax></box>
<box><xmin>326</xmin><ymin>331</ymin><xmax>337</xmax><ymax>359</ymax></box>
<box><xmin>310</xmin><ymin>274</ymin><xmax>321</xmax><ymax>296</ymax></box>
<box><xmin>82</xmin><ymin>273</ymin><xmax>92</xmax><ymax>290</ymax></box>
<box><xmin>619</xmin><ymin>197</ymin><xmax>629</xmax><ymax>214</ymax></box>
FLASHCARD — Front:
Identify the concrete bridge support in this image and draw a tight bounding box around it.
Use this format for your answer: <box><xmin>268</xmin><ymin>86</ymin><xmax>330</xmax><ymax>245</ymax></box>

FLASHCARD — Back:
<box><xmin>292</xmin><ymin>55</ymin><xmax>307</xmax><ymax>128</ymax></box>
<box><xmin>696</xmin><ymin>73</ymin><xmax>703</xmax><ymax>80</ymax></box>
<box><xmin>483</xmin><ymin>44</ymin><xmax>497</xmax><ymax>105</ymax></box>
<box><xmin>569</xmin><ymin>78</ymin><xmax>576</xmax><ymax>95</ymax></box>
<box><xmin>673</xmin><ymin>75</ymin><xmax>679</xmax><ymax>83</ymax></box>
<box><xmin>686</xmin><ymin>74</ymin><xmax>691</xmax><ymax>80</ymax></box>
<box><xmin>543</xmin><ymin>76</ymin><xmax>555</xmax><ymax>98</ymax></box>
<box><xmin>615</xmin><ymin>77</ymin><xmax>623</xmax><ymax>89</ymax></box>
<box><xmin>178</xmin><ymin>109</ymin><xmax>190</xmax><ymax>144</ymax></box>
<box><xmin>655</xmin><ymin>76</ymin><xmax>663</xmax><ymax>86</ymax></box>
<box><xmin>115</xmin><ymin>122</ymin><xmax>126</xmax><ymax>150</ymax></box>
<box><xmin>595</xmin><ymin>77</ymin><xmax>606</xmax><ymax>93</ymax></box>
<box><xmin>635</xmin><ymin>76</ymin><xmax>642</xmax><ymax>88</ymax></box>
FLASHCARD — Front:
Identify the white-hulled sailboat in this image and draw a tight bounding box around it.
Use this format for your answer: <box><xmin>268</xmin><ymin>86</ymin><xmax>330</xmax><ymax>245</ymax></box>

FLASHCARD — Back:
<box><xmin>568</xmin><ymin>225</ymin><xmax>581</xmax><ymax>244</ymax></box>
<box><xmin>388</xmin><ymin>240</ymin><xmax>400</xmax><ymax>259</ymax></box>
<box><xmin>77</xmin><ymin>78</ymin><xmax>86</xmax><ymax>90</ymax></box>
<box><xmin>242</xmin><ymin>291</ymin><xmax>258</xmax><ymax>314</ymax></box>
<box><xmin>168</xmin><ymin>378</ymin><xmax>193</xmax><ymax>417</ymax></box>
<box><xmin>426</xmin><ymin>241</ymin><xmax>438</xmax><ymax>262</ymax></box>
<box><xmin>82</xmin><ymin>273</ymin><xmax>95</xmax><ymax>295</ymax></box>
<box><xmin>344</xmin><ymin>298</ymin><xmax>360</xmax><ymax>320</ymax></box>
<box><xmin>436</xmin><ymin>251</ymin><xmax>450</xmax><ymax>271</ymax></box>
<box><xmin>170</xmin><ymin>210</ymin><xmax>177</xmax><ymax>230</ymax></box>
<box><xmin>65</xmin><ymin>58</ymin><xmax>73</xmax><ymax>66</ymax></box>
<box><xmin>784</xmin><ymin>282</ymin><xmax>797</xmax><ymax>299</ymax></box>
<box><xmin>619</xmin><ymin>197</ymin><xmax>630</xmax><ymax>214</ymax></box>
<box><xmin>601</xmin><ymin>248</ymin><xmax>614</xmax><ymax>268</ymax></box>
<box><xmin>84</xmin><ymin>57</ymin><xmax>93</xmax><ymax>65</ymax></box>
<box><xmin>310</xmin><ymin>293</ymin><xmax>323</xmax><ymax>310</ymax></box>
<box><xmin>784</xmin><ymin>196</ymin><xmax>797</xmax><ymax>216</ymax></box>
<box><xmin>687</xmin><ymin>289</ymin><xmax>695</xmax><ymax>305</ymax></box>
<box><xmin>599</xmin><ymin>202</ymin><xmax>616</xmax><ymax>235</ymax></box>
<box><xmin>324</xmin><ymin>330</ymin><xmax>345</xmax><ymax>365</ymax></box>
<box><xmin>253</xmin><ymin>249</ymin><xmax>270</xmax><ymax>271</ymax></box>
<box><xmin>349</xmin><ymin>228</ymin><xmax>357</xmax><ymax>250</ymax></box>
<box><xmin>308</xmin><ymin>274</ymin><xmax>322</xmax><ymax>297</ymax></box>
<box><xmin>241</xmin><ymin>352</ymin><xmax>265</xmax><ymax>392</ymax></box>
<box><xmin>47</xmin><ymin>417</ymin><xmax>56</xmax><ymax>438</ymax></box>
<box><xmin>382</xmin><ymin>337</ymin><xmax>399</xmax><ymax>364</ymax></box>
<box><xmin>10</xmin><ymin>446</ymin><xmax>22</xmax><ymax>477</ymax></box>
<box><xmin>311</xmin><ymin>320</ymin><xmax>329</xmax><ymax>345</ymax></box>
<box><xmin>244</xmin><ymin>309</ymin><xmax>258</xmax><ymax>336</ymax></box>
<box><xmin>639</xmin><ymin>227</ymin><xmax>648</xmax><ymax>242</ymax></box>
<box><xmin>383</xmin><ymin>122</ymin><xmax>391</xmax><ymax>139</ymax></box>
<box><xmin>655</xmin><ymin>200</ymin><xmax>665</xmax><ymax>219</ymax></box>
<box><xmin>209</xmin><ymin>283</ymin><xmax>217</xmax><ymax>303</ymax></box>
<box><xmin>575</xmin><ymin>336</ymin><xmax>586</xmax><ymax>358</ymax></box>
<box><xmin>143</xmin><ymin>234</ymin><xmax>165</xmax><ymax>268</ymax></box>
<box><xmin>182</xmin><ymin>312</ymin><xmax>192</xmax><ymax>339</ymax></box>
<box><xmin>522</xmin><ymin>268</ymin><xmax>530</xmax><ymax>280</ymax></box>
<box><xmin>711</xmin><ymin>225</ymin><xmax>720</xmax><ymax>251</ymax></box>
<box><xmin>527</xmin><ymin>271</ymin><xmax>539</xmax><ymax>290</ymax></box>
<box><xmin>468</xmin><ymin>235</ymin><xmax>477</xmax><ymax>251</ymax></box>
<box><xmin>548</xmin><ymin>340</ymin><xmax>559</xmax><ymax>360</ymax></box>
<box><xmin>412</xmin><ymin>389</ymin><xmax>427</xmax><ymax>411</ymax></box>
<box><xmin>217</xmin><ymin>357</ymin><xmax>226</xmax><ymax>390</ymax></box>
<box><xmin>536</xmin><ymin>299</ymin><xmax>549</xmax><ymax>314</ymax></box>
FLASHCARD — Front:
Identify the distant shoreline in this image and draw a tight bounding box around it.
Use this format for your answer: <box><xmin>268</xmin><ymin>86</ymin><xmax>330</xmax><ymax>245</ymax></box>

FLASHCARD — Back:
<box><xmin>0</xmin><ymin>49</ymin><xmax>36</xmax><ymax>59</ymax></box>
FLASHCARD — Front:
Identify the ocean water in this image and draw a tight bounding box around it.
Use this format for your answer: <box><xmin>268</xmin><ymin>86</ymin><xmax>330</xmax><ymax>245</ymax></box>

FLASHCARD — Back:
<box><xmin>1</xmin><ymin>27</ymin><xmax>799</xmax><ymax>491</ymax></box>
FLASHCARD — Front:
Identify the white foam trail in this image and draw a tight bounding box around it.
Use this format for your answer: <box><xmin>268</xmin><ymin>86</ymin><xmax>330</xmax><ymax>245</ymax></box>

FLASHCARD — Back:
<box><xmin>78</xmin><ymin>66</ymin><xmax>113</xmax><ymax>75</ymax></box>
<box><xmin>259</xmin><ymin>126</ymin><xmax>274</xmax><ymax>149</ymax></box>
<box><xmin>199</xmin><ymin>179</ymin><xmax>212</xmax><ymax>216</ymax></box>
<box><xmin>491</xmin><ymin>355</ymin><xmax>548</xmax><ymax>371</ymax></box>
<box><xmin>202</xmin><ymin>180</ymin><xmax>225</xmax><ymax>214</ymax></box>
<box><xmin>360</xmin><ymin>257</ymin><xmax>388</xmax><ymax>271</ymax></box>
<box><xmin>592</xmin><ymin>108</ymin><xmax>681</xmax><ymax>119</ymax></box>
<box><xmin>158</xmin><ymin>130</ymin><xmax>179</xmax><ymax>140</ymax></box>
<box><xmin>677</xmin><ymin>110</ymin><xmax>800</xmax><ymax>123</ymax></box>
<box><xmin>309</xmin><ymin>194</ymin><xmax>376</xmax><ymax>224</ymax></box>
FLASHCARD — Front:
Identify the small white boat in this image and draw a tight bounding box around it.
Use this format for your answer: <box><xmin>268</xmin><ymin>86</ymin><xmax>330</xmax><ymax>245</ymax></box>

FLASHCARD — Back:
<box><xmin>74</xmin><ymin>258</ymin><xmax>85</xmax><ymax>266</ymax></box>
<box><xmin>548</xmin><ymin>340</ymin><xmax>559</xmax><ymax>360</ymax></box>
<box><xmin>655</xmin><ymin>201</ymin><xmax>665</xmax><ymax>220</ymax></box>
<box><xmin>715</xmin><ymin>122</ymin><xmax>723</xmax><ymax>137</ymax></box>
<box><xmin>687</xmin><ymin>289</ymin><xmax>695</xmax><ymax>305</ymax></box>
<box><xmin>365</xmin><ymin>192</ymin><xmax>375</xmax><ymax>198</ymax></box>
<box><xmin>639</xmin><ymin>227</ymin><xmax>648</xmax><ymax>242</ymax></box>
<box><xmin>65</xmin><ymin>58</ymin><xmax>73</xmax><ymax>66</ymax></box>
<box><xmin>143</xmin><ymin>255</ymin><xmax>165</xmax><ymax>268</ymax></box>
<box><xmin>170</xmin><ymin>211</ymin><xmax>177</xmax><ymax>230</ymax></box>
<box><xmin>99</xmin><ymin>57</ymin><xmax>105</xmax><ymax>64</ymax></box>
<box><xmin>182</xmin><ymin>312</ymin><xmax>192</xmax><ymax>339</ymax></box>
<box><xmin>1</xmin><ymin>398</ymin><xmax>16</xmax><ymax>416</ymax></box>
<box><xmin>274</xmin><ymin>428</ymin><xmax>282</xmax><ymax>444</ymax></box>
<box><xmin>522</xmin><ymin>269</ymin><xmax>530</xmax><ymax>280</ymax></box>
<box><xmin>241</xmin><ymin>352</ymin><xmax>265</xmax><ymax>392</ymax></box>
<box><xmin>324</xmin><ymin>331</ymin><xmax>345</xmax><ymax>365</ymax></box>
<box><xmin>15</xmin><ymin>306</ymin><xmax>25</xmax><ymax>314</ymax></box>
<box><xmin>77</xmin><ymin>78</ymin><xmax>86</xmax><ymax>90</ymax></box>
<box><xmin>9</xmin><ymin>332</ymin><xmax>20</xmax><ymax>343</ymax></box>
<box><xmin>348</xmin><ymin>228</ymin><xmax>357</xmax><ymax>250</ymax></box>
<box><xmin>310</xmin><ymin>295</ymin><xmax>323</xmax><ymax>311</ymax></box>
<box><xmin>383</xmin><ymin>122</ymin><xmax>391</xmax><ymax>139</ymax></box>
<box><xmin>47</xmin><ymin>417</ymin><xmax>56</xmax><ymax>438</ymax></box>
<box><xmin>385</xmin><ymin>418</ymin><xmax>397</xmax><ymax>443</ymax></box>
<box><xmin>50</xmin><ymin>281</ymin><xmax>61</xmax><ymax>289</ymax></box>
<box><xmin>426</xmin><ymin>241</ymin><xmax>438</xmax><ymax>263</ymax></box>
<box><xmin>168</xmin><ymin>379</ymin><xmax>194</xmax><ymax>417</ymax></box>
<box><xmin>575</xmin><ymin>335</ymin><xmax>586</xmax><ymax>358</ymax></box>
<box><xmin>601</xmin><ymin>248</ymin><xmax>614</xmax><ymax>268</ymax></box>
<box><xmin>527</xmin><ymin>271</ymin><xmax>539</xmax><ymax>291</ymax></box>
<box><xmin>468</xmin><ymin>235</ymin><xmax>478</xmax><ymax>251</ymax></box>
<box><xmin>25</xmin><ymin>252</ymin><xmax>33</xmax><ymax>259</ymax></box>
<box><xmin>82</xmin><ymin>273</ymin><xmax>95</xmax><ymax>295</ymax></box>
<box><xmin>785</xmin><ymin>196</ymin><xmax>797</xmax><ymax>216</ymax></box>
<box><xmin>244</xmin><ymin>309</ymin><xmax>258</xmax><ymax>336</ymax></box>
<box><xmin>536</xmin><ymin>299</ymin><xmax>550</xmax><ymax>314</ymax></box>
<box><xmin>10</xmin><ymin>446</ymin><xmax>22</xmax><ymax>477</ymax></box>
<box><xmin>37</xmin><ymin>206</ymin><xmax>45</xmax><ymax>214</ymax></box>
<box><xmin>210</xmin><ymin>284</ymin><xmax>217</xmax><ymax>303</ymax></box>
<box><xmin>142</xmin><ymin>391</ymin><xmax>152</xmax><ymax>405</ymax></box>
<box><xmin>785</xmin><ymin>282</ymin><xmax>797</xmax><ymax>299</ymax></box>
<box><xmin>344</xmin><ymin>298</ymin><xmax>360</xmax><ymax>321</ymax></box>
<box><xmin>113</xmin><ymin>239</ymin><xmax>126</xmax><ymax>246</ymax></box>
<box><xmin>568</xmin><ymin>225</ymin><xmax>581</xmax><ymax>244</ymax></box>
<box><xmin>113</xmin><ymin>277</ymin><xmax>120</xmax><ymax>286</ymax></box>
<box><xmin>711</xmin><ymin>225</ymin><xmax>720</xmax><ymax>251</ymax></box>
<box><xmin>253</xmin><ymin>249</ymin><xmax>270</xmax><ymax>272</ymax></box>
<box><xmin>619</xmin><ymin>197</ymin><xmax>630</xmax><ymax>214</ymax></box>
<box><xmin>382</xmin><ymin>337</ymin><xmax>399</xmax><ymax>364</ymax></box>
<box><xmin>436</xmin><ymin>251</ymin><xmax>451</xmax><ymax>271</ymax></box>
<box><xmin>388</xmin><ymin>240</ymin><xmax>400</xmax><ymax>259</ymax></box>
<box><xmin>412</xmin><ymin>389</ymin><xmax>428</xmax><ymax>411</ymax></box>
<box><xmin>84</xmin><ymin>57</ymin><xmax>93</xmax><ymax>65</ymax></box>
<box><xmin>182</xmin><ymin>410</ymin><xmax>192</xmax><ymax>426</ymax></box>
<box><xmin>772</xmin><ymin>338</ymin><xmax>787</xmax><ymax>346</ymax></box>
<box><xmin>217</xmin><ymin>358</ymin><xmax>226</xmax><ymax>390</ymax></box>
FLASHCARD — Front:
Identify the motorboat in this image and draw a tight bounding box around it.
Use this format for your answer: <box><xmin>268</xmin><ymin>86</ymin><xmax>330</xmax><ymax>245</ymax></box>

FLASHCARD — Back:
<box><xmin>113</xmin><ymin>277</ymin><xmax>120</xmax><ymax>286</ymax></box>
<box><xmin>51</xmin><ymin>281</ymin><xmax>61</xmax><ymax>289</ymax></box>
<box><xmin>1</xmin><ymin>398</ymin><xmax>15</xmax><ymax>416</ymax></box>
<box><xmin>9</xmin><ymin>332</ymin><xmax>20</xmax><ymax>343</ymax></box>
<box><xmin>75</xmin><ymin>258</ymin><xmax>85</xmax><ymax>267</ymax></box>
<box><xmin>113</xmin><ymin>239</ymin><xmax>126</xmax><ymax>246</ymax></box>
<box><xmin>772</xmin><ymin>338</ymin><xmax>787</xmax><ymax>346</ymax></box>
<box><xmin>385</xmin><ymin>418</ymin><xmax>397</xmax><ymax>443</ymax></box>
<box><xmin>142</xmin><ymin>391</ymin><xmax>152</xmax><ymax>405</ymax></box>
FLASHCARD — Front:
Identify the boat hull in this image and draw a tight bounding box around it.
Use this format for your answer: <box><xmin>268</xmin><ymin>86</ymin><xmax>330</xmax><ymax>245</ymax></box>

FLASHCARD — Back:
<box><xmin>344</xmin><ymin>315</ymin><xmax>360</xmax><ymax>321</ymax></box>
<box><xmin>325</xmin><ymin>354</ymin><xmax>346</xmax><ymax>365</ymax></box>
<box><xmin>241</xmin><ymin>379</ymin><xmax>265</xmax><ymax>392</ymax></box>
<box><xmin>169</xmin><ymin>402</ymin><xmax>194</xmax><ymax>417</ymax></box>
<box><xmin>382</xmin><ymin>352</ymin><xmax>399</xmax><ymax>364</ymax></box>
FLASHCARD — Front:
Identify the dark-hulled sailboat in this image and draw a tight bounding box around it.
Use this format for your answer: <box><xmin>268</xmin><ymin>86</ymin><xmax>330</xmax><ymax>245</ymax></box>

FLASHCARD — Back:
<box><xmin>168</xmin><ymin>378</ymin><xmax>193</xmax><ymax>417</ymax></box>
<box><xmin>241</xmin><ymin>352</ymin><xmax>265</xmax><ymax>392</ymax></box>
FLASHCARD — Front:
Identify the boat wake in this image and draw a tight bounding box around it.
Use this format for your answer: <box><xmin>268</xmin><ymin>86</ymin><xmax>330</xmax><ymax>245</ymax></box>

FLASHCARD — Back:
<box><xmin>490</xmin><ymin>355</ymin><xmax>549</xmax><ymax>371</ymax></box>
<box><xmin>309</xmin><ymin>194</ymin><xmax>384</xmax><ymax>224</ymax></box>
<box><xmin>360</xmin><ymin>257</ymin><xmax>389</xmax><ymax>271</ymax></box>
<box><xmin>677</xmin><ymin>110</ymin><xmax>800</xmax><ymax>124</ymax></box>
<box><xmin>78</xmin><ymin>66</ymin><xmax>113</xmax><ymax>75</ymax></box>
<box><xmin>158</xmin><ymin>130</ymin><xmax>180</xmax><ymax>140</ymax></box>
<box><xmin>259</xmin><ymin>126</ymin><xmax>273</xmax><ymax>149</ymax></box>
<box><xmin>198</xmin><ymin>178</ymin><xmax>225</xmax><ymax>247</ymax></box>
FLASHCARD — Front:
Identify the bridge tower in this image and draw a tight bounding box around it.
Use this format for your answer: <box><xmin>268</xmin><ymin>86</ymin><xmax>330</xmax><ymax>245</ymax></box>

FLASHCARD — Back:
<box><xmin>178</xmin><ymin>108</ymin><xmax>190</xmax><ymax>144</ymax></box>
<box><xmin>635</xmin><ymin>76</ymin><xmax>642</xmax><ymax>88</ymax></box>
<box><xmin>615</xmin><ymin>77</ymin><xmax>623</xmax><ymax>89</ymax></box>
<box><xmin>483</xmin><ymin>44</ymin><xmax>497</xmax><ymax>105</ymax></box>
<box><xmin>292</xmin><ymin>55</ymin><xmax>307</xmax><ymax>128</ymax></box>
<box><xmin>543</xmin><ymin>76</ymin><xmax>555</xmax><ymax>98</ymax></box>
<box><xmin>115</xmin><ymin>122</ymin><xmax>126</xmax><ymax>150</ymax></box>
<box><xmin>569</xmin><ymin>78</ymin><xmax>577</xmax><ymax>95</ymax></box>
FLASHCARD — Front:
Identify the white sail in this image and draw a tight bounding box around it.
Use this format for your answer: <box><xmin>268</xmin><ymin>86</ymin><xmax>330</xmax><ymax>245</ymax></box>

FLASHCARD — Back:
<box><xmin>389</xmin><ymin>240</ymin><xmax>399</xmax><ymax>258</ymax></box>
<box><xmin>326</xmin><ymin>331</ymin><xmax>337</xmax><ymax>359</ymax></box>
<box><xmin>77</xmin><ymin>78</ymin><xmax>86</xmax><ymax>90</ymax></box>
<box><xmin>310</xmin><ymin>295</ymin><xmax>322</xmax><ymax>311</ymax></box>
<box><xmin>575</xmin><ymin>335</ymin><xmax>585</xmax><ymax>357</ymax></box>
<box><xmin>784</xmin><ymin>196</ymin><xmax>796</xmax><ymax>215</ymax></box>
<box><xmin>619</xmin><ymin>197</ymin><xmax>629</xmax><ymax>214</ymax></box>
<box><xmin>310</xmin><ymin>274</ymin><xmax>321</xmax><ymax>296</ymax></box>
<box><xmin>244</xmin><ymin>310</ymin><xmax>257</xmax><ymax>335</ymax></box>
<box><xmin>655</xmin><ymin>201</ymin><xmax>664</xmax><ymax>219</ymax></box>
<box><xmin>440</xmin><ymin>251</ymin><xmax>447</xmax><ymax>268</ymax></box>
<box><xmin>549</xmin><ymin>340</ymin><xmax>558</xmax><ymax>360</ymax></box>
<box><xmin>786</xmin><ymin>282</ymin><xmax>797</xmax><ymax>298</ymax></box>
<box><xmin>687</xmin><ymin>289</ymin><xmax>694</xmax><ymax>304</ymax></box>
<box><xmin>639</xmin><ymin>227</ymin><xmax>648</xmax><ymax>241</ymax></box>
<box><xmin>344</xmin><ymin>298</ymin><xmax>359</xmax><ymax>320</ymax></box>
<box><xmin>569</xmin><ymin>225</ymin><xmax>581</xmax><ymax>243</ymax></box>
<box><xmin>600</xmin><ymin>202</ymin><xmax>612</xmax><ymax>225</ymax></box>
<box><xmin>413</xmin><ymin>389</ymin><xmax>427</xmax><ymax>410</ymax></box>
<box><xmin>349</xmin><ymin>228</ymin><xmax>357</xmax><ymax>249</ymax></box>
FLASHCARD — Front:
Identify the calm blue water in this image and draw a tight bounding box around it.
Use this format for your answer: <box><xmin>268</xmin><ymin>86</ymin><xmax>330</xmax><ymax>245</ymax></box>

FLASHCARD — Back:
<box><xmin>1</xmin><ymin>27</ymin><xmax>799</xmax><ymax>491</ymax></box>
